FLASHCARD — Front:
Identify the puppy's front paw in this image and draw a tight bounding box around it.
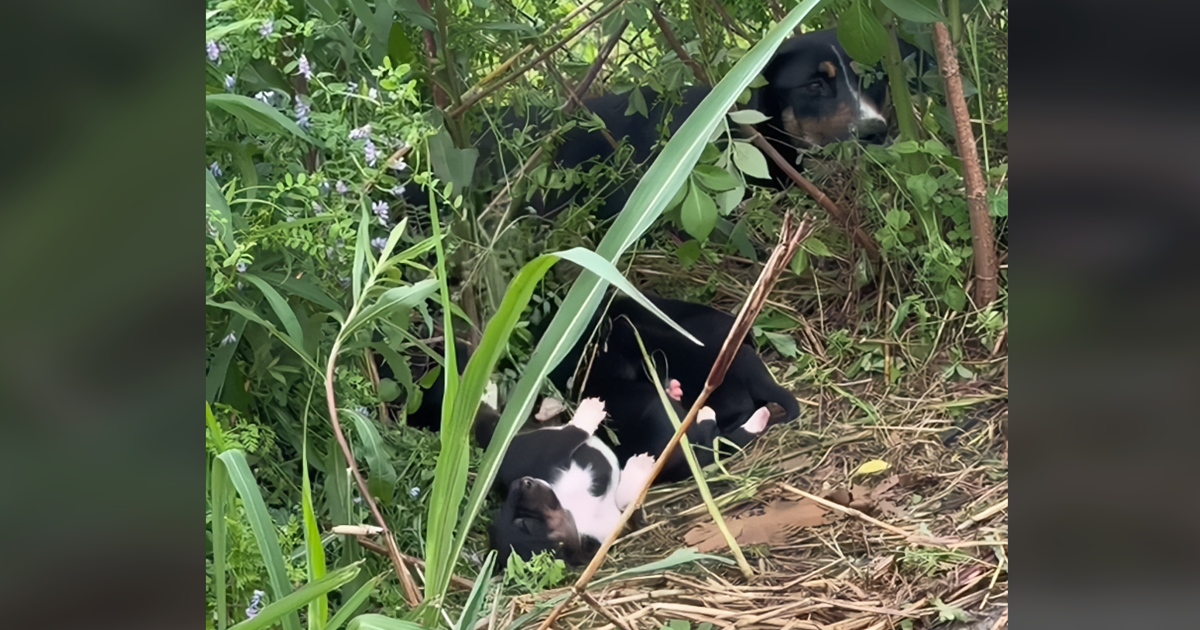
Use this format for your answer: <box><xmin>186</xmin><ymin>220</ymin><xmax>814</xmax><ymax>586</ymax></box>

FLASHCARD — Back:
<box><xmin>623</xmin><ymin>453</ymin><xmax>656</xmax><ymax>479</ymax></box>
<box><xmin>570</xmin><ymin>397</ymin><xmax>607</xmax><ymax>434</ymax></box>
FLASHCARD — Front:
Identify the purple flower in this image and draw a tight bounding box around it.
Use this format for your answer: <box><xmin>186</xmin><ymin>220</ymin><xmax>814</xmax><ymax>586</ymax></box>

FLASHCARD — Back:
<box><xmin>325</xmin><ymin>246</ymin><xmax>335</xmax><ymax>259</ymax></box>
<box><xmin>389</xmin><ymin>156</ymin><xmax>408</xmax><ymax>172</ymax></box>
<box><xmin>253</xmin><ymin>90</ymin><xmax>275</xmax><ymax>105</ymax></box>
<box><xmin>295</xmin><ymin>100</ymin><xmax>311</xmax><ymax>130</ymax></box>
<box><xmin>221</xmin><ymin>332</ymin><xmax>238</xmax><ymax>346</ymax></box>
<box><xmin>236</xmin><ymin>261</ymin><xmax>247</xmax><ymax>273</ymax></box>
<box><xmin>348</xmin><ymin>124</ymin><xmax>371</xmax><ymax>140</ymax></box>
<box><xmin>209</xmin><ymin>161</ymin><xmax>222</xmax><ymax>178</ymax></box>
<box><xmin>245</xmin><ymin>590</ymin><xmax>265</xmax><ymax>619</ymax></box>
<box><xmin>319</xmin><ymin>181</ymin><xmax>331</xmax><ymax>196</ymax></box>
<box><xmin>224</xmin><ymin>74</ymin><xmax>236</xmax><ymax>91</ymax></box>
<box><xmin>347</xmin><ymin>81</ymin><xmax>358</xmax><ymax>92</ymax></box>
<box><xmin>390</xmin><ymin>184</ymin><xmax>407</xmax><ymax>197</ymax></box>
<box><xmin>372</xmin><ymin>200</ymin><xmax>389</xmax><ymax>225</ymax></box>
<box><xmin>312</xmin><ymin>201</ymin><xmax>324</xmax><ymax>215</ymax></box>
<box><xmin>284</xmin><ymin>214</ymin><xmax>295</xmax><ymax>222</ymax></box>
<box><xmin>206</xmin><ymin>40</ymin><xmax>222</xmax><ymax>62</ymax></box>
<box><xmin>298</xmin><ymin>54</ymin><xmax>313</xmax><ymax>80</ymax></box>
<box><xmin>259</xmin><ymin>21</ymin><xmax>274</xmax><ymax>37</ymax></box>
<box><xmin>370</xmin><ymin>237</ymin><xmax>387</xmax><ymax>251</ymax></box>
<box><xmin>335</xmin><ymin>180</ymin><xmax>348</xmax><ymax>195</ymax></box>
<box><xmin>364</xmin><ymin>140</ymin><xmax>378</xmax><ymax>167</ymax></box>
<box><xmin>368</xmin><ymin>87</ymin><xmax>379</xmax><ymax>100</ymax></box>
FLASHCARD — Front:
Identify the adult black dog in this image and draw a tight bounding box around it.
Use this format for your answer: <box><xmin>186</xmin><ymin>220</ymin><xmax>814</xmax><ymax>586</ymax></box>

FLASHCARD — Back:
<box><xmin>401</xmin><ymin>28</ymin><xmax>912</xmax><ymax>221</ymax></box>
<box><xmin>484</xmin><ymin>398</ymin><xmax>656</xmax><ymax>567</ymax></box>
<box><xmin>548</xmin><ymin>292</ymin><xmax>801</xmax><ymax>478</ymax></box>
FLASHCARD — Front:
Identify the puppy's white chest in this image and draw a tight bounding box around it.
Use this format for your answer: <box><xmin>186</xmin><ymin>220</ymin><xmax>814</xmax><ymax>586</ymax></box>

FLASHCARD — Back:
<box><xmin>550</xmin><ymin>461</ymin><xmax>622</xmax><ymax>541</ymax></box>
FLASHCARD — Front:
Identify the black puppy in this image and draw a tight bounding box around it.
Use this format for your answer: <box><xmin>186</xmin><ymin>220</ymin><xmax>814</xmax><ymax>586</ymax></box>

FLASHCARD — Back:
<box><xmin>550</xmin><ymin>292</ymin><xmax>801</xmax><ymax>444</ymax></box>
<box><xmin>486</xmin><ymin>398</ymin><xmax>656</xmax><ymax>567</ymax></box>
<box><xmin>400</xmin><ymin>28</ymin><xmax>916</xmax><ymax>220</ymax></box>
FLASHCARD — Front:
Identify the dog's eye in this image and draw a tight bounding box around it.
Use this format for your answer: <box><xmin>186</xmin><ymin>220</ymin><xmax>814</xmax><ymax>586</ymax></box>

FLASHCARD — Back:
<box><xmin>806</xmin><ymin>80</ymin><xmax>824</xmax><ymax>91</ymax></box>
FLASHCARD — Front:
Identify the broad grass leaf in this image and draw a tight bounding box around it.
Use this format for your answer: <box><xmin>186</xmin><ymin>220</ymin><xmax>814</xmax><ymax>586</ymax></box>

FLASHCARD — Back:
<box><xmin>341</xmin><ymin>408</ymin><xmax>398</xmax><ymax>497</ymax></box>
<box><xmin>762</xmin><ymin>331</ymin><xmax>800</xmax><ymax>358</ymax></box>
<box><xmin>256</xmin><ymin>272</ymin><xmax>347</xmax><ymax>322</ymax></box>
<box><xmin>242</xmin><ymin>274</ymin><xmax>307</xmax><ymax>353</ymax></box>
<box><xmin>345</xmin><ymin>279</ymin><xmax>439</xmax><ymax>338</ymax></box>
<box><xmin>731</xmin><ymin>141</ymin><xmax>770</xmax><ymax>179</ymax></box>
<box><xmin>214</xmin><ymin>450</ymin><xmax>303</xmax><ymax>630</ymax></box>
<box><xmin>387</xmin><ymin>21</ymin><xmax>415</xmax><ymax>66</ymax></box>
<box><xmin>346</xmin><ymin>0</ymin><xmax>376</xmax><ymax>32</ymax></box>
<box><xmin>392</xmin><ymin>0</ymin><xmax>438</xmax><ymax>31</ymax></box>
<box><xmin>790</xmin><ymin>248</ymin><xmax>808</xmax><ymax>275</ymax></box>
<box><xmin>594</xmin><ymin>548</ymin><xmax>735</xmax><ymax>585</ymax></box>
<box><xmin>452</xmin><ymin>550</ymin><xmax>497</xmax><ymax>630</ymax></box>
<box><xmin>878</xmin><ymin>0</ymin><xmax>947</xmax><ymax>23</ymax></box>
<box><xmin>207</xmin><ymin>17</ymin><xmax>260</xmax><ymax>41</ymax></box>
<box><xmin>432</xmin><ymin>0</ymin><xmax>828</xmax><ymax>608</ymax></box>
<box><xmin>837</xmin><ymin>0</ymin><xmax>890</xmax><ymax>66</ymax></box>
<box><xmin>854</xmin><ymin>459</ymin><xmax>891</xmax><ymax>476</ymax></box>
<box><xmin>305</xmin><ymin>0</ymin><xmax>339</xmax><ymax>23</ymax></box>
<box><xmin>228</xmin><ymin>563</ymin><xmax>363</xmax><ymax>630</ymax></box>
<box><xmin>428</xmin><ymin>129</ymin><xmax>479</xmax><ymax>195</ymax></box>
<box><xmin>352</xmin><ymin>200</ymin><xmax>372</xmax><ymax>306</ymax></box>
<box><xmin>803</xmin><ymin>237</ymin><xmax>835</xmax><ymax>258</ymax></box>
<box><xmin>206</xmin><ymin>94</ymin><xmax>319</xmax><ymax>145</ymax></box>
<box><xmin>207</xmin><ymin>300</ymin><xmax>316</xmax><ymax>371</ymax></box>
<box><xmin>681</xmin><ymin>180</ymin><xmax>718</xmax><ymax>240</ymax></box>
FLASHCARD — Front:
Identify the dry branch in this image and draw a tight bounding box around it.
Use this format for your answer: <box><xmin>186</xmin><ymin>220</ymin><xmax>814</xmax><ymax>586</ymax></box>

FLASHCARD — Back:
<box><xmin>932</xmin><ymin>21</ymin><xmax>998</xmax><ymax>306</ymax></box>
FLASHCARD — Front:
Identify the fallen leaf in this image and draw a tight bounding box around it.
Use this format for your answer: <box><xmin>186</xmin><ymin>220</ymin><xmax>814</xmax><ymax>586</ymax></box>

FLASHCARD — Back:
<box><xmin>778</xmin><ymin>453</ymin><xmax>813</xmax><ymax>471</ymax></box>
<box><xmin>826</xmin><ymin>487</ymin><xmax>852</xmax><ymax>506</ymax></box>
<box><xmin>684</xmin><ymin>500</ymin><xmax>829</xmax><ymax>552</ymax></box>
<box><xmin>854</xmin><ymin>459</ymin><xmax>890</xmax><ymax>476</ymax></box>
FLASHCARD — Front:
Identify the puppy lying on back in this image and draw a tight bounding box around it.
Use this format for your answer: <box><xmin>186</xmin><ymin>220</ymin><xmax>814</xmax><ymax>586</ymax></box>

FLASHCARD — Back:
<box><xmin>484</xmin><ymin>398</ymin><xmax>656</xmax><ymax>567</ymax></box>
<box><xmin>549</xmin><ymin>292</ymin><xmax>801</xmax><ymax>480</ymax></box>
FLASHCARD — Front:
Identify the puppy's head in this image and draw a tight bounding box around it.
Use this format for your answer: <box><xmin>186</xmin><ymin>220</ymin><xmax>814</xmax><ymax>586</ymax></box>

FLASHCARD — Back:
<box><xmin>753</xmin><ymin>29</ymin><xmax>890</xmax><ymax>150</ymax></box>
<box><xmin>488</xmin><ymin>477</ymin><xmax>589</xmax><ymax>567</ymax></box>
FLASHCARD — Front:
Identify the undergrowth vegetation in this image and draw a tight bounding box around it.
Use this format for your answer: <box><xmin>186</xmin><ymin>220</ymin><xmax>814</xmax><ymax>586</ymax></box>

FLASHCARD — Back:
<box><xmin>206</xmin><ymin>0</ymin><xmax>1007</xmax><ymax>628</ymax></box>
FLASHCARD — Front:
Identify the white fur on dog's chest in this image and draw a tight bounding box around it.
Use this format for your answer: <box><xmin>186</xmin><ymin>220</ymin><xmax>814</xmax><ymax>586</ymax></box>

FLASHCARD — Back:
<box><xmin>548</xmin><ymin>436</ymin><xmax>623</xmax><ymax>541</ymax></box>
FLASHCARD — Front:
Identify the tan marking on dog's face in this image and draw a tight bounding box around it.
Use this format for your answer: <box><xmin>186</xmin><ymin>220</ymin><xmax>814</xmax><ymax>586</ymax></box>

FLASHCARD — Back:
<box><xmin>819</xmin><ymin>60</ymin><xmax>837</xmax><ymax>79</ymax></box>
<box><xmin>782</xmin><ymin>101</ymin><xmax>858</xmax><ymax>147</ymax></box>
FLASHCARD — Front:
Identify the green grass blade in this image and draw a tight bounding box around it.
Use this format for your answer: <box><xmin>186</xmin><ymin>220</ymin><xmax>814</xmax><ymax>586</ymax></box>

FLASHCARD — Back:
<box><xmin>206</xmin><ymin>314</ymin><xmax>247</xmax><ymax>403</ymax></box>
<box><xmin>211</xmin><ymin>430</ymin><xmax>231</xmax><ymax>630</ymax></box>
<box><xmin>321</xmin><ymin>574</ymin><xmax>383</xmax><ymax>630</ymax></box>
<box><xmin>343</xmin><ymin>279</ymin><xmax>439</xmax><ymax>339</ymax></box>
<box><xmin>214</xmin><ymin>450</ymin><xmax>303</xmax><ymax>630</ymax></box>
<box><xmin>346</xmin><ymin>614</ymin><xmax>427</xmax><ymax>630</ymax></box>
<box><xmin>371</xmin><ymin>217</ymin><xmax>409</xmax><ymax>279</ymax></box>
<box><xmin>301</xmin><ymin>432</ymin><xmax>328</xmax><ymax>630</ymax></box>
<box><xmin>207</xmin><ymin>299</ymin><xmax>318</xmax><ymax>372</ymax></box>
<box><xmin>340</xmin><ymin>407</ymin><xmax>398</xmax><ymax>497</ymax></box>
<box><xmin>352</xmin><ymin>199</ymin><xmax>372</xmax><ymax>307</ymax></box>
<box><xmin>256</xmin><ymin>271</ymin><xmax>348</xmax><ymax>322</ymax></box>
<box><xmin>206</xmin><ymin>93</ymin><xmax>320</xmax><ymax>145</ymax></box>
<box><xmin>228</xmin><ymin>562</ymin><xmax>364</xmax><ymax>630</ymax></box>
<box><xmin>593</xmin><ymin>549</ymin><xmax>734</xmax><ymax>585</ymax></box>
<box><xmin>242</xmin><ymin>274</ymin><xmax>307</xmax><ymax>354</ymax></box>
<box><xmin>452</xmin><ymin>551</ymin><xmax>497</xmax><ymax>630</ymax></box>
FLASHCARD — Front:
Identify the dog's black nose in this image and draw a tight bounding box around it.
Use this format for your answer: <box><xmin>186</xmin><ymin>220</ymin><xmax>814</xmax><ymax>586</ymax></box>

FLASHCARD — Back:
<box><xmin>521</xmin><ymin>478</ymin><xmax>534</xmax><ymax>489</ymax></box>
<box><xmin>853</xmin><ymin>118</ymin><xmax>889</xmax><ymax>144</ymax></box>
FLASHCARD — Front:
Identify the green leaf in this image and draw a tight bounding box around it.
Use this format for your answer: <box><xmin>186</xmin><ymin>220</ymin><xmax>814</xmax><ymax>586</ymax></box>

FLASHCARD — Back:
<box><xmin>387</xmin><ymin>21</ymin><xmax>414</xmax><ymax>67</ymax></box>
<box><xmin>728</xmin><ymin>109</ymin><xmax>770</xmax><ymax>125</ymax></box>
<box><xmin>207</xmin><ymin>17</ymin><xmax>260</xmax><ymax>41</ymax></box>
<box><xmin>676</xmin><ymin>240</ymin><xmax>702</xmax><ymax>268</ymax></box>
<box><xmin>681</xmin><ymin>180</ymin><xmax>718</xmax><ymax>241</ymax></box>
<box><xmin>837</xmin><ymin>0</ymin><xmax>890</xmax><ymax>66</ymax></box>
<box><xmin>878</xmin><ymin>0</ymin><xmax>947</xmax><ymax>23</ymax></box>
<box><xmin>905</xmin><ymin>173</ymin><xmax>939</xmax><ymax>207</ymax></box>
<box><xmin>341</xmin><ymin>408</ymin><xmax>398</xmax><ymax>491</ymax></box>
<box><xmin>321</xmin><ymin>575</ymin><xmax>381</xmax><ymax>630</ymax></box>
<box><xmin>790</xmin><ymin>248</ymin><xmax>808</xmax><ymax>275</ymax></box>
<box><xmin>206</xmin><ymin>94</ymin><xmax>319</xmax><ymax>145</ymax></box>
<box><xmin>435</xmin><ymin>0</ymin><xmax>828</xmax><ymax>609</ymax></box>
<box><xmin>713</xmin><ymin>185</ymin><xmax>744</xmax><ymax>215</ymax></box>
<box><xmin>392</xmin><ymin>0</ymin><xmax>438</xmax><ymax>31</ymax></box>
<box><xmin>207</xmin><ymin>315</ymin><xmax>247</xmax><ymax>403</ymax></box>
<box><xmin>891</xmin><ymin>140</ymin><xmax>921</xmax><ymax>154</ymax></box>
<box><xmin>692</xmin><ymin>165</ymin><xmax>741</xmax><ymax>192</ymax></box>
<box><xmin>228</xmin><ymin>563</ymin><xmax>363</xmax><ymax>630</ymax></box>
<box><xmin>242</xmin><ymin>274</ymin><xmax>307</xmax><ymax>354</ymax></box>
<box><xmin>942</xmin><ymin>285</ymin><xmax>968</xmax><ymax>311</ymax></box>
<box><xmin>344</xmin><ymin>279</ymin><xmax>439</xmax><ymax>339</ymax></box>
<box><xmin>803</xmin><ymin>237</ymin><xmax>834</xmax><ymax>257</ymax></box>
<box><xmin>988</xmin><ymin>189</ymin><xmax>1008</xmax><ymax>217</ymax></box>
<box><xmin>206</xmin><ymin>300</ymin><xmax>316</xmax><ymax>371</ymax></box>
<box><xmin>346</xmin><ymin>615</ymin><xmax>426</xmax><ymax>630</ymax></box>
<box><xmin>346</xmin><ymin>0</ymin><xmax>375</xmax><ymax>32</ymax></box>
<box><xmin>305</xmin><ymin>0</ymin><xmax>338</xmax><ymax>23</ymax></box>
<box><xmin>352</xmin><ymin>200</ymin><xmax>372</xmax><ymax>307</ymax></box>
<box><xmin>256</xmin><ymin>272</ymin><xmax>347</xmax><ymax>322</ymax></box>
<box><xmin>213</xmin><ymin>450</ymin><xmax>303</xmax><ymax>630</ymax></box>
<box><xmin>595</xmin><ymin>549</ymin><xmax>735</xmax><ymax>585</ymax></box>
<box><xmin>452</xmin><ymin>551</ymin><xmax>498</xmax><ymax>630</ymax></box>
<box><xmin>731</xmin><ymin>141</ymin><xmax>770</xmax><ymax>179</ymax></box>
<box><xmin>206</xmin><ymin>170</ymin><xmax>237</xmax><ymax>252</ymax></box>
<box><xmin>762</xmin><ymin>331</ymin><xmax>800</xmax><ymax>358</ymax></box>
<box><xmin>428</xmin><ymin>128</ymin><xmax>479</xmax><ymax>195</ymax></box>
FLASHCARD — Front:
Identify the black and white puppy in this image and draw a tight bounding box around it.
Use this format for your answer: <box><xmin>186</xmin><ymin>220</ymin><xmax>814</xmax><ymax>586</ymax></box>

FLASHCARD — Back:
<box><xmin>486</xmin><ymin>398</ymin><xmax>656</xmax><ymax>567</ymax></box>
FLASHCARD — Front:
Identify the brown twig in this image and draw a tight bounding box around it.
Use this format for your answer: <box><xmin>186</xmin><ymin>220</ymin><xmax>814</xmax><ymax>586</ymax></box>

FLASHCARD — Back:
<box><xmin>650</xmin><ymin>6</ymin><xmax>711</xmax><ymax>85</ymax></box>
<box><xmin>710</xmin><ymin>1</ymin><xmax>752</xmax><ymax>42</ymax></box>
<box><xmin>449</xmin><ymin>0</ymin><xmax>629</xmax><ymax>119</ymax></box>
<box><xmin>413</xmin><ymin>0</ymin><xmax>449</xmax><ymax>110</ymax></box>
<box><xmin>932</xmin><ymin>21</ymin><xmax>998</xmax><ymax>306</ymax></box>
<box><xmin>741</xmin><ymin>127</ymin><xmax>883</xmax><ymax>260</ymax></box>
<box><xmin>766</xmin><ymin>0</ymin><xmax>788</xmax><ymax>22</ymax></box>
<box><xmin>324</xmin><ymin>343</ymin><xmax>423</xmax><ymax>605</ymax></box>
<box><xmin>354</xmin><ymin>536</ymin><xmax>476</xmax><ymax>592</ymax></box>
<box><xmin>577</xmin><ymin>591</ymin><xmax>634</xmax><ymax>630</ymax></box>
<box><xmin>535</xmin><ymin>213</ymin><xmax>816</xmax><ymax>630</ymax></box>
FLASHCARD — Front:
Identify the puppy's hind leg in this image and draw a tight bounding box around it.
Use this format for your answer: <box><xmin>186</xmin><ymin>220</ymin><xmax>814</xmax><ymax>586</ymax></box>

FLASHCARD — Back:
<box><xmin>615</xmin><ymin>453</ymin><xmax>657</xmax><ymax>510</ymax></box>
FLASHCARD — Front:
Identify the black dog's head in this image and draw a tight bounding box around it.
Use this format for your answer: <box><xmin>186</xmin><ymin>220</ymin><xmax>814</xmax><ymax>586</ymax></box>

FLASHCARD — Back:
<box><xmin>488</xmin><ymin>477</ymin><xmax>592</xmax><ymax>568</ymax></box>
<box><xmin>751</xmin><ymin>29</ymin><xmax>891</xmax><ymax>150</ymax></box>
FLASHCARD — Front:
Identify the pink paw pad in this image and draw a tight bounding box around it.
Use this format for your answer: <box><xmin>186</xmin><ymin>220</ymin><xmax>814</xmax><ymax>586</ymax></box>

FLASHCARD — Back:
<box><xmin>666</xmin><ymin>379</ymin><xmax>683</xmax><ymax>401</ymax></box>
<box><xmin>570</xmin><ymin>397</ymin><xmax>607</xmax><ymax>434</ymax></box>
<box><xmin>741</xmin><ymin>406</ymin><xmax>771</xmax><ymax>435</ymax></box>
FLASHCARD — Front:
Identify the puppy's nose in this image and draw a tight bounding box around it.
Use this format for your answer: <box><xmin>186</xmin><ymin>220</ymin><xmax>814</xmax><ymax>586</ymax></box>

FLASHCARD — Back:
<box><xmin>853</xmin><ymin>117</ymin><xmax>889</xmax><ymax>143</ymax></box>
<box><xmin>521</xmin><ymin>477</ymin><xmax>534</xmax><ymax>489</ymax></box>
